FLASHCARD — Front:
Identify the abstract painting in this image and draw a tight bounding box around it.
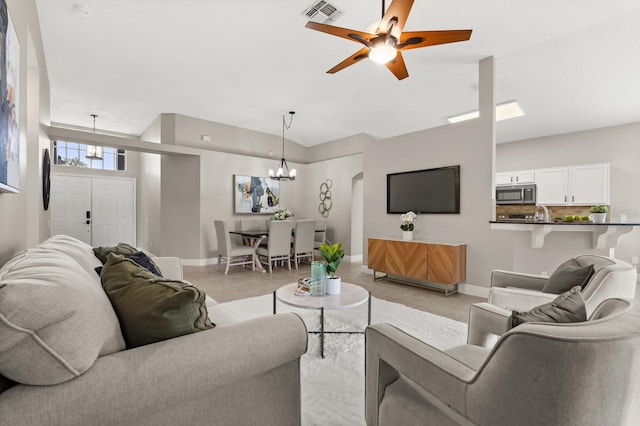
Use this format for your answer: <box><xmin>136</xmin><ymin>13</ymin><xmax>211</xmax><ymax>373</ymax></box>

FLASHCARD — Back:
<box><xmin>234</xmin><ymin>175</ymin><xmax>280</xmax><ymax>214</ymax></box>
<box><xmin>0</xmin><ymin>0</ymin><xmax>19</xmax><ymax>193</ymax></box>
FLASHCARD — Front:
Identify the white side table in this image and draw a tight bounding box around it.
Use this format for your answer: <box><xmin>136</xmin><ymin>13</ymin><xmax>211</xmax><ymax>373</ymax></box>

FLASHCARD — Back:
<box><xmin>273</xmin><ymin>282</ymin><xmax>371</xmax><ymax>358</ymax></box>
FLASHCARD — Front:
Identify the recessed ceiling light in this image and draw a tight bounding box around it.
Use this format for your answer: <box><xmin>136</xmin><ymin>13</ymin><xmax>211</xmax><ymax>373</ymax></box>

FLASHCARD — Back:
<box><xmin>447</xmin><ymin>101</ymin><xmax>525</xmax><ymax>124</ymax></box>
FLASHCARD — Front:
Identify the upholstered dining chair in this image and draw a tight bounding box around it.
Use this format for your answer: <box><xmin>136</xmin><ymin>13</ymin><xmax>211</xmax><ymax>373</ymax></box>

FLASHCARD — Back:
<box><xmin>292</xmin><ymin>219</ymin><xmax>315</xmax><ymax>269</ymax></box>
<box><xmin>256</xmin><ymin>220</ymin><xmax>295</xmax><ymax>273</ymax></box>
<box><xmin>366</xmin><ymin>297</ymin><xmax>640</xmax><ymax>426</ymax></box>
<box><xmin>214</xmin><ymin>220</ymin><xmax>255</xmax><ymax>274</ymax></box>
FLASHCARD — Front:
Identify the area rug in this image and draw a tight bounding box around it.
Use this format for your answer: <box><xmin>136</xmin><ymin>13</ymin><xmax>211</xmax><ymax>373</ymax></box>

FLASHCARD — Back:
<box><xmin>220</xmin><ymin>294</ymin><xmax>468</xmax><ymax>426</ymax></box>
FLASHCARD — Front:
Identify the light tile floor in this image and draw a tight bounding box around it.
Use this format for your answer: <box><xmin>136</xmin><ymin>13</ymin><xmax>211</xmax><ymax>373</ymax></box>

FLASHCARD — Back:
<box><xmin>183</xmin><ymin>259</ymin><xmax>484</xmax><ymax>323</ymax></box>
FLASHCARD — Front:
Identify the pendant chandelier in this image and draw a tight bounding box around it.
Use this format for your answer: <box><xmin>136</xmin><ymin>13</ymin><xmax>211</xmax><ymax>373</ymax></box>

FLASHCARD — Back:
<box><xmin>86</xmin><ymin>114</ymin><xmax>104</xmax><ymax>160</ymax></box>
<box><xmin>268</xmin><ymin>111</ymin><xmax>296</xmax><ymax>181</ymax></box>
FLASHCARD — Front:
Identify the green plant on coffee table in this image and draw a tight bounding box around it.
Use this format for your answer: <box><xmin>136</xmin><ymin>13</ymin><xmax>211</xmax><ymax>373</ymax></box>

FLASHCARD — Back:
<box><xmin>319</xmin><ymin>242</ymin><xmax>344</xmax><ymax>279</ymax></box>
<box><xmin>589</xmin><ymin>205</ymin><xmax>608</xmax><ymax>214</ymax></box>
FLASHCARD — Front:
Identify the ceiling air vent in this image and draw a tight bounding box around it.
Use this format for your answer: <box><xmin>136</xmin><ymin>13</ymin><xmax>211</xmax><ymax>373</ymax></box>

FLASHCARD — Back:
<box><xmin>302</xmin><ymin>1</ymin><xmax>344</xmax><ymax>24</ymax></box>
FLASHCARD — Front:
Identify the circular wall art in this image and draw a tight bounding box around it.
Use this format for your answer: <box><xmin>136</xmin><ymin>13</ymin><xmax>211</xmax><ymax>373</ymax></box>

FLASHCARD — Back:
<box><xmin>318</xmin><ymin>179</ymin><xmax>333</xmax><ymax>217</ymax></box>
<box><xmin>42</xmin><ymin>148</ymin><xmax>51</xmax><ymax>211</ymax></box>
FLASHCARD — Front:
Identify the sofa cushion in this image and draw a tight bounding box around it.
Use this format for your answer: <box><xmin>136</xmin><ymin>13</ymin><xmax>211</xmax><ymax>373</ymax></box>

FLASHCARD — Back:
<box><xmin>511</xmin><ymin>286</ymin><xmax>587</xmax><ymax>327</ymax></box>
<box><xmin>0</xmin><ymin>242</ymin><xmax>126</xmax><ymax>385</ymax></box>
<box><xmin>93</xmin><ymin>243</ymin><xmax>138</xmax><ymax>264</ymax></box>
<box><xmin>542</xmin><ymin>258</ymin><xmax>595</xmax><ymax>294</ymax></box>
<box><xmin>101</xmin><ymin>254</ymin><xmax>214</xmax><ymax>348</ymax></box>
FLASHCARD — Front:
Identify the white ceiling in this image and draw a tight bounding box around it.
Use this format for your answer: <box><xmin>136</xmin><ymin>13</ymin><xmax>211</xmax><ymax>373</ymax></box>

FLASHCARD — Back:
<box><xmin>35</xmin><ymin>0</ymin><xmax>640</xmax><ymax>147</ymax></box>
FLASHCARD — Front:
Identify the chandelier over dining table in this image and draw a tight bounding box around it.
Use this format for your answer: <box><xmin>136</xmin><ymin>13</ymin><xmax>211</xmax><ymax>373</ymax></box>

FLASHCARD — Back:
<box><xmin>268</xmin><ymin>111</ymin><xmax>296</xmax><ymax>181</ymax></box>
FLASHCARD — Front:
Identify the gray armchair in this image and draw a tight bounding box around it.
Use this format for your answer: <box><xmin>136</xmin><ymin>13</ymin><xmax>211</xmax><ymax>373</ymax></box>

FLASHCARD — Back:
<box><xmin>489</xmin><ymin>255</ymin><xmax>637</xmax><ymax>316</ymax></box>
<box><xmin>365</xmin><ymin>298</ymin><xmax>640</xmax><ymax>426</ymax></box>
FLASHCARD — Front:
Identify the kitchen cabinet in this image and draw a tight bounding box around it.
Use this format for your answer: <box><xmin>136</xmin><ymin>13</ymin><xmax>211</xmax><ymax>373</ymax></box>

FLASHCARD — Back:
<box><xmin>535</xmin><ymin>163</ymin><xmax>609</xmax><ymax>206</ymax></box>
<box><xmin>368</xmin><ymin>238</ymin><xmax>466</xmax><ymax>295</ymax></box>
<box><xmin>496</xmin><ymin>169</ymin><xmax>535</xmax><ymax>186</ymax></box>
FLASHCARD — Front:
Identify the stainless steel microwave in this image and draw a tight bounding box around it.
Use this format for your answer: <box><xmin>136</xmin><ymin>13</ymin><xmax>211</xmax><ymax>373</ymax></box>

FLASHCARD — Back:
<box><xmin>496</xmin><ymin>184</ymin><xmax>536</xmax><ymax>205</ymax></box>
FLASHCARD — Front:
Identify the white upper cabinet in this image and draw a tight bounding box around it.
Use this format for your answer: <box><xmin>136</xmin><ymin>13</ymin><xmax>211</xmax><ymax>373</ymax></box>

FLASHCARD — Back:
<box><xmin>570</xmin><ymin>163</ymin><xmax>610</xmax><ymax>205</ymax></box>
<box><xmin>535</xmin><ymin>163</ymin><xmax>610</xmax><ymax>206</ymax></box>
<box><xmin>535</xmin><ymin>167</ymin><xmax>570</xmax><ymax>205</ymax></box>
<box><xmin>496</xmin><ymin>170</ymin><xmax>535</xmax><ymax>186</ymax></box>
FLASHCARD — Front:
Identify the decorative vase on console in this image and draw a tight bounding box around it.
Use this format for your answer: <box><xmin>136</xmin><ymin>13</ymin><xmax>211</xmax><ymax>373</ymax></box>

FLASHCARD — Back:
<box><xmin>400</xmin><ymin>211</ymin><xmax>417</xmax><ymax>241</ymax></box>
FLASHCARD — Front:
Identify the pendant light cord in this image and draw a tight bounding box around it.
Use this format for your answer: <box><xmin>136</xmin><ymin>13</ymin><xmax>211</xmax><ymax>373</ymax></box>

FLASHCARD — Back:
<box><xmin>281</xmin><ymin>111</ymin><xmax>295</xmax><ymax>158</ymax></box>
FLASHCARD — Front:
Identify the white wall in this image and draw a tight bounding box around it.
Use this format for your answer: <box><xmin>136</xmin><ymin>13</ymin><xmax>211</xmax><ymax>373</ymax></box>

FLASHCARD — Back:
<box><xmin>363</xmin><ymin>58</ymin><xmax>515</xmax><ymax>288</ymax></box>
<box><xmin>497</xmin><ymin>122</ymin><xmax>640</xmax><ymax>273</ymax></box>
<box><xmin>295</xmin><ymin>154</ymin><xmax>364</xmax><ymax>256</ymax></box>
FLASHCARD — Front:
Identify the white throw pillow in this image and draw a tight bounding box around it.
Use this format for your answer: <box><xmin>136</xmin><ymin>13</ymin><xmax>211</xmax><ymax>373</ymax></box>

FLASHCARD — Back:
<box><xmin>0</xmin><ymin>237</ymin><xmax>125</xmax><ymax>385</ymax></box>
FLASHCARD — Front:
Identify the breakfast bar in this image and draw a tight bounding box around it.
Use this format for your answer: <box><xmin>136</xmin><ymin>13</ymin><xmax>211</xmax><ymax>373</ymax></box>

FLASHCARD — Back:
<box><xmin>490</xmin><ymin>221</ymin><xmax>640</xmax><ymax>251</ymax></box>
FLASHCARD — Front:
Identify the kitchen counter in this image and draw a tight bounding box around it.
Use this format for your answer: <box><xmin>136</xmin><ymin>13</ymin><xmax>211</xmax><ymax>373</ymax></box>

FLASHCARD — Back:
<box><xmin>490</xmin><ymin>221</ymin><xmax>640</xmax><ymax>226</ymax></box>
<box><xmin>490</xmin><ymin>221</ymin><xmax>639</xmax><ymax>250</ymax></box>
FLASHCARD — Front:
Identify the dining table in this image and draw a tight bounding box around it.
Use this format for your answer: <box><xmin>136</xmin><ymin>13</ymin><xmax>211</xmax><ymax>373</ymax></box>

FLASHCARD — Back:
<box><xmin>229</xmin><ymin>228</ymin><xmax>325</xmax><ymax>273</ymax></box>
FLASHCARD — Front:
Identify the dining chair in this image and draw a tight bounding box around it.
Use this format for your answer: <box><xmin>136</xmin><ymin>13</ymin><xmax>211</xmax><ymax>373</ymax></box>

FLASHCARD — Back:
<box><xmin>314</xmin><ymin>219</ymin><xmax>328</xmax><ymax>252</ymax></box>
<box><xmin>256</xmin><ymin>220</ymin><xmax>294</xmax><ymax>273</ymax></box>
<box><xmin>214</xmin><ymin>220</ymin><xmax>255</xmax><ymax>274</ymax></box>
<box><xmin>292</xmin><ymin>219</ymin><xmax>315</xmax><ymax>269</ymax></box>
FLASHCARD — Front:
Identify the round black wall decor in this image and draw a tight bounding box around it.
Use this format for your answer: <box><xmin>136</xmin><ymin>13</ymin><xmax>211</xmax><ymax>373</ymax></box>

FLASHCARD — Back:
<box><xmin>42</xmin><ymin>148</ymin><xmax>51</xmax><ymax>210</ymax></box>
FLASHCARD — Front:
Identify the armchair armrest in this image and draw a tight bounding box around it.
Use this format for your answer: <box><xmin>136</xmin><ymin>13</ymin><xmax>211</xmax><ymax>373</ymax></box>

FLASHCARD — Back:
<box><xmin>489</xmin><ymin>287</ymin><xmax>556</xmax><ymax>311</ymax></box>
<box><xmin>1</xmin><ymin>313</ymin><xmax>308</xmax><ymax>426</ymax></box>
<box><xmin>365</xmin><ymin>323</ymin><xmax>476</xmax><ymax>426</ymax></box>
<box><xmin>467</xmin><ymin>303</ymin><xmax>512</xmax><ymax>346</ymax></box>
<box><xmin>152</xmin><ymin>256</ymin><xmax>183</xmax><ymax>280</ymax></box>
<box><xmin>490</xmin><ymin>269</ymin><xmax>547</xmax><ymax>291</ymax></box>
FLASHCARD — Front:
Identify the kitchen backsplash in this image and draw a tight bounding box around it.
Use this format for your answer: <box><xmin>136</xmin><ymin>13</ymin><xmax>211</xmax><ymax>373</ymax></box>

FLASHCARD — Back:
<box><xmin>496</xmin><ymin>205</ymin><xmax>610</xmax><ymax>220</ymax></box>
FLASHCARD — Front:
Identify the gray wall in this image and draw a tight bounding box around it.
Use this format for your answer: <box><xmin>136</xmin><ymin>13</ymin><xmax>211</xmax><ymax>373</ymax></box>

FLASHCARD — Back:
<box><xmin>363</xmin><ymin>58</ymin><xmax>515</xmax><ymax>288</ymax></box>
<box><xmin>0</xmin><ymin>0</ymin><xmax>51</xmax><ymax>264</ymax></box>
<box><xmin>497</xmin><ymin>122</ymin><xmax>640</xmax><ymax>273</ymax></box>
<box><xmin>138</xmin><ymin>116</ymin><xmax>163</xmax><ymax>252</ymax></box>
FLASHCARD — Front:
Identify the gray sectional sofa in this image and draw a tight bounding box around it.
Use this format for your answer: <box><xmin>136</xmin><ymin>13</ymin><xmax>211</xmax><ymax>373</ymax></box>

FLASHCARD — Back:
<box><xmin>0</xmin><ymin>235</ymin><xmax>308</xmax><ymax>426</ymax></box>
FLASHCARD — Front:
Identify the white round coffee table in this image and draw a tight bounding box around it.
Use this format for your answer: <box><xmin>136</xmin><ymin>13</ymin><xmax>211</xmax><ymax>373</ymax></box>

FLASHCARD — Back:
<box><xmin>273</xmin><ymin>282</ymin><xmax>371</xmax><ymax>358</ymax></box>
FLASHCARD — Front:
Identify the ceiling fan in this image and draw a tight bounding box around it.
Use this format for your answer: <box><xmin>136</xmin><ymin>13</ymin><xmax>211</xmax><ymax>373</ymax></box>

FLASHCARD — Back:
<box><xmin>305</xmin><ymin>0</ymin><xmax>472</xmax><ymax>80</ymax></box>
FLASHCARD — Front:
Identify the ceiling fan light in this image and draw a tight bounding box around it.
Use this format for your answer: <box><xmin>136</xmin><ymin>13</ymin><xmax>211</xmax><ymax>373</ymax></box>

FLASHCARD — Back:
<box><xmin>369</xmin><ymin>45</ymin><xmax>397</xmax><ymax>64</ymax></box>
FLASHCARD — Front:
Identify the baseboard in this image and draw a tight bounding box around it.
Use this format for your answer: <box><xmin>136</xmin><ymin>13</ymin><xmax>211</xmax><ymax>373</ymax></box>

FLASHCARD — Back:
<box><xmin>181</xmin><ymin>257</ymin><xmax>217</xmax><ymax>266</ymax></box>
<box><xmin>361</xmin><ymin>265</ymin><xmax>489</xmax><ymax>298</ymax></box>
<box><xmin>346</xmin><ymin>254</ymin><xmax>363</xmax><ymax>263</ymax></box>
<box><xmin>457</xmin><ymin>284</ymin><xmax>490</xmax><ymax>298</ymax></box>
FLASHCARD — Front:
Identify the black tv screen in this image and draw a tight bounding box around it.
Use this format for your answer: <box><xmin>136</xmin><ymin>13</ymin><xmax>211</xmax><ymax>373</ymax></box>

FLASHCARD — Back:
<box><xmin>387</xmin><ymin>165</ymin><xmax>460</xmax><ymax>214</ymax></box>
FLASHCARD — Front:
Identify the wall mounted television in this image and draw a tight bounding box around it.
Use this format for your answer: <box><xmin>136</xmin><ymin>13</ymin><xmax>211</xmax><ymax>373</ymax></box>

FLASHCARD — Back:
<box><xmin>387</xmin><ymin>165</ymin><xmax>460</xmax><ymax>214</ymax></box>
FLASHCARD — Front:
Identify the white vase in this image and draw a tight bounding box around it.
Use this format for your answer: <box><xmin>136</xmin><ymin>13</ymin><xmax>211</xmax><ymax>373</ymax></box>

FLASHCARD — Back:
<box><xmin>326</xmin><ymin>276</ymin><xmax>341</xmax><ymax>294</ymax></box>
<box><xmin>590</xmin><ymin>213</ymin><xmax>607</xmax><ymax>224</ymax></box>
<box><xmin>402</xmin><ymin>230</ymin><xmax>414</xmax><ymax>241</ymax></box>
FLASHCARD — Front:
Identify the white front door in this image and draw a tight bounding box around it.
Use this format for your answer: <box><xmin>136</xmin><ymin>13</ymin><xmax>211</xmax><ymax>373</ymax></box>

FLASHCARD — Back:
<box><xmin>50</xmin><ymin>175</ymin><xmax>92</xmax><ymax>244</ymax></box>
<box><xmin>50</xmin><ymin>174</ymin><xmax>136</xmax><ymax>246</ymax></box>
<box><xmin>91</xmin><ymin>177</ymin><xmax>136</xmax><ymax>246</ymax></box>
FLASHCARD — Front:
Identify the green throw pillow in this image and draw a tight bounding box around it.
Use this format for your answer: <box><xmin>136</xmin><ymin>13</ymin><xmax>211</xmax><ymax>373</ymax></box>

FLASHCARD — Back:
<box><xmin>93</xmin><ymin>243</ymin><xmax>138</xmax><ymax>264</ymax></box>
<box><xmin>542</xmin><ymin>258</ymin><xmax>595</xmax><ymax>294</ymax></box>
<box><xmin>511</xmin><ymin>286</ymin><xmax>587</xmax><ymax>328</ymax></box>
<box><xmin>101</xmin><ymin>253</ymin><xmax>214</xmax><ymax>348</ymax></box>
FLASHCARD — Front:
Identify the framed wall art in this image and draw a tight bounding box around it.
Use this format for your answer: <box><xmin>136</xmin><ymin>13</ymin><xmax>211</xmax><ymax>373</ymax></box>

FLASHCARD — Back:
<box><xmin>0</xmin><ymin>0</ymin><xmax>20</xmax><ymax>193</ymax></box>
<box><xmin>234</xmin><ymin>175</ymin><xmax>280</xmax><ymax>214</ymax></box>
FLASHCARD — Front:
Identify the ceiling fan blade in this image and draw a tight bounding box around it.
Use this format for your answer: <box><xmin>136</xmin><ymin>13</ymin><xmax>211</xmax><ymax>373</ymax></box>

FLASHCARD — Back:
<box><xmin>378</xmin><ymin>0</ymin><xmax>415</xmax><ymax>39</ymax></box>
<box><xmin>305</xmin><ymin>21</ymin><xmax>376</xmax><ymax>46</ymax></box>
<box><xmin>385</xmin><ymin>51</ymin><xmax>409</xmax><ymax>80</ymax></box>
<box><xmin>398</xmin><ymin>29</ymin><xmax>472</xmax><ymax>51</ymax></box>
<box><xmin>327</xmin><ymin>47</ymin><xmax>370</xmax><ymax>74</ymax></box>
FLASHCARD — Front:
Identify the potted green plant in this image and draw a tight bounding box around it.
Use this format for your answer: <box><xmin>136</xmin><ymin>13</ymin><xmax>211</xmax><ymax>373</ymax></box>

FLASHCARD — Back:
<box><xmin>589</xmin><ymin>205</ymin><xmax>608</xmax><ymax>224</ymax></box>
<box><xmin>319</xmin><ymin>242</ymin><xmax>345</xmax><ymax>294</ymax></box>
